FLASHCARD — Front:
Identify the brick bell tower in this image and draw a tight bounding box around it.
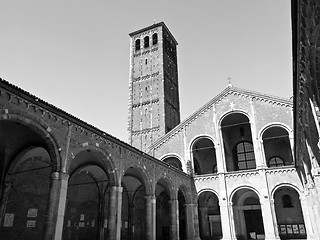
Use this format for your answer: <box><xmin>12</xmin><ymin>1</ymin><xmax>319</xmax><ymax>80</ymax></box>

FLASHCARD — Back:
<box><xmin>127</xmin><ymin>22</ymin><xmax>181</xmax><ymax>152</ymax></box>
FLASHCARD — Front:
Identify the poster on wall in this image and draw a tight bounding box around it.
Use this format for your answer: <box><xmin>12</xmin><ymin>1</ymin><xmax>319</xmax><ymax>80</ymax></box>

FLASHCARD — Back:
<box><xmin>299</xmin><ymin>224</ymin><xmax>306</xmax><ymax>234</ymax></box>
<box><xmin>286</xmin><ymin>225</ymin><xmax>293</xmax><ymax>234</ymax></box>
<box><xmin>3</xmin><ymin>213</ymin><xmax>14</xmax><ymax>227</ymax></box>
<box><xmin>292</xmin><ymin>225</ymin><xmax>299</xmax><ymax>234</ymax></box>
<box><xmin>27</xmin><ymin>208</ymin><xmax>38</xmax><ymax>218</ymax></box>
<box><xmin>279</xmin><ymin>225</ymin><xmax>286</xmax><ymax>234</ymax></box>
<box><xmin>27</xmin><ymin>220</ymin><xmax>36</xmax><ymax>228</ymax></box>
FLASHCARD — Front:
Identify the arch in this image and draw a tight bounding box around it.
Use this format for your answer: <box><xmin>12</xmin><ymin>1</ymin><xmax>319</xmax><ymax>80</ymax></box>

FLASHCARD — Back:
<box><xmin>154</xmin><ymin>176</ymin><xmax>175</xmax><ymax>200</ymax></box>
<box><xmin>197</xmin><ymin>188</ymin><xmax>220</xmax><ymax>201</ymax></box>
<box><xmin>272</xmin><ymin>185</ymin><xmax>307</xmax><ymax>239</ymax></box>
<box><xmin>218</xmin><ymin>109</ymin><xmax>252</xmax><ymax>127</ymax></box>
<box><xmin>261</xmin><ymin>125</ymin><xmax>294</xmax><ymax>167</ymax></box>
<box><xmin>258</xmin><ymin>122</ymin><xmax>293</xmax><ymax>140</ymax></box>
<box><xmin>229</xmin><ymin>185</ymin><xmax>261</xmax><ymax>204</ymax></box>
<box><xmin>198</xmin><ymin>190</ymin><xmax>222</xmax><ymax>239</ymax></box>
<box><xmin>121</xmin><ymin>164</ymin><xmax>152</xmax><ymax>197</ymax></box>
<box><xmin>190</xmin><ymin>135</ymin><xmax>217</xmax><ymax>175</ymax></box>
<box><xmin>0</xmin><ymin>114</ymin><xmax>61</xmax><ymax>171</ymax></box>
<box><xmin>220</xmin><ymin>112</ymin><xmax>256</xmax><ymax>172</ymax></box>
<box><xmin>161</xmin><ymin>154</ymin><xmax>183</xmax><ymax>171</ymax></box>
<box><xmin>155</xmin><ymin>177</ymin><xmax>174</xmax><ymax>240</ymax></box>
<box><xmin>63</xmin><ymin>164</ymin><xmax>108</xmax><ymax>240</ymax></box>
<box><xmin>231</xmin><ymin>187</ymin><xmax>265</xmax><ymax>239</ymax></box>
<box><xmin>178</xmin><ymin>184</ymin><xmax>193</xmax><ymax>204</ymax></box>
<box><xmin>67</xmin><ymin>146</ymin><xmax>117</xmax><ymax>186</ymax></box>
<box><xmin>270</xmin><ymin>183</ymin><xmax>302</xmax><ymax>199</ymax></box>
<box><xmin>0</xmin><ymin>146</ymin><xmax>52</xmax><ymax>239</ymax></box>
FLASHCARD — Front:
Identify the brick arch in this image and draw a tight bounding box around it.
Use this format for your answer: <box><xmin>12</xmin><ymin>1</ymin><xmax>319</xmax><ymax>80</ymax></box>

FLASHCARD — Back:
<box><xmin>154</xmin><ymin>176</ymin><xmax>175</xmax><ymax>200</ymax></box>
<box><xmin>5</xmin><ymin>146</ymin><xmax>51</xmax><ymax>182</ymax></box>
<box><xmin>0</xmin><ymin>113</ymin><xmax>61</xmax><ymax>172</ymax></box>
<box><xmin>178</xmin><ymin>184</ymin><xmax>193</xmax><ymax>204</ymax></box>
<box><xmin>121</xmin><ymin>164</ymin><xmax>152</xmax><ymax>196</ymax></box>
<box><xmin>67</xmin><ymin>146</ymin><xmax>118</xmax><ymax>186</ymax></box>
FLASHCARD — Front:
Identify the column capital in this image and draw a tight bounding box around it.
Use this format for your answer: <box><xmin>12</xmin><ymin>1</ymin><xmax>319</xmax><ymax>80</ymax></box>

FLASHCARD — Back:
<box><xmin>50</xmin><ymin>171</ymin><xmax>69</xmax><ymax>181</ymax></box>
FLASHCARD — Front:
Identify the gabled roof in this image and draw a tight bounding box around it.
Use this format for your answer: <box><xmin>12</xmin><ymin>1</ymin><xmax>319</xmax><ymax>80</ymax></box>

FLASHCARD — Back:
<box><xmin>149</xmin><ymin>85</ymin><xmax>293</xmax><ymax>150</ymax></box>
<box><xmin>129</xmin><ymin>22</ymin><xmax>178</xmax><ymax>45</ymax></box>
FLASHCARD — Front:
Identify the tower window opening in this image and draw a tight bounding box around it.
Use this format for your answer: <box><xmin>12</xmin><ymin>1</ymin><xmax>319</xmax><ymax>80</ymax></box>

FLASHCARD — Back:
<box><xmin>135</xmin><ymin>39</ymin><xmax>140</xmax><ymax>51</ymax></box>
<box><xmin>144</xmin><ymin>36</ymin><xmax>150</xmax><ymax>48</ymax></box>
<box><xmin>145</xmin><ymin>58</ymin><xmax>148</xmax><ymax>65</ymax></box>
<box><xmin>152</xmin><ymin>33</ymin><xmax>158</xmax><ymax>45</ymax></box>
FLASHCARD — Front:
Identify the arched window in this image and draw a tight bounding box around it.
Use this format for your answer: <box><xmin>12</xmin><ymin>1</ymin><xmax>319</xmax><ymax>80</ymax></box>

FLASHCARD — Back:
<box><xmin>152</xmin><ymin>33</ymin><xmax>158</xmax><ymax>45</ymax></box>
<box><xmin>135</xmin><ymin>39</ymin><xmax>140</xmax><ymax>51</ymax></box>
<box><xmin>282</xmin><ymin>194</ymin><xmax>293</xmax><ymax>208</ymax></box>
<box><xmin>269</xmin><ymin>156</ymin><xmax>284</xmax><ymax>167</ymax></box>
<box><xmin>262</xmin><ymin>126</ymin><xmax>293</xmax><ymax>167</ymax></box>
<box><xmin>144</xmin><ymin>36</ymin><xmax>149</xmax><ymax>48</ymax></box>
<box><xmin>235</xmin><ymin>141</ymin><xmax>256</xmax><ymax>170</ymax></box>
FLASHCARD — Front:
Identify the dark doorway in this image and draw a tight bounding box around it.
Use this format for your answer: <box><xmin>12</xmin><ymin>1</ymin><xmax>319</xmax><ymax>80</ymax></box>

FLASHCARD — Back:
<box><xmin>244</xmin><ymin>210</ymin><xmax>264</xmax><ymax>239</ymax></box>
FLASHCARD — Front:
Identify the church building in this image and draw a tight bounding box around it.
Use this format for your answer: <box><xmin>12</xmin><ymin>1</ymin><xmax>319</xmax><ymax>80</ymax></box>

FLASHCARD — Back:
<box><xmin>0</xmin><ymin>1</ymin><xmax>320</xmax><ymax>240</ymax></box>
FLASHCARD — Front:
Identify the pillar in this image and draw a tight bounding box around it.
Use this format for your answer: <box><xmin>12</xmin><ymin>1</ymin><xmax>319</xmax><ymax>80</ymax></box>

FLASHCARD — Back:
<box><xmin>260</xmin><ymin>197</ymin><xmax>279</xmax><ymax>240</ymax></box>
<box><xmin>185</xmin><ymin>203</ymin><xmax>201</xmax><ymax>240</ymax></box>
<box><xmin>228</xmin><ymin>202</ymin><xmax>237</xmax><ymax>240</ymax></box>
<box><xmin>269</xmin><ymin>199</ymin><xmax>280</xmax><ymax>239</ymax></box>
<box><xmin>146</xmin><ymin>195</ymin><xmax>156</xmax><ymax>240</ymax></box>
<box><xmin>300</xmin><ymin>194</ymin><xmax>316</xmax><ymax>239</ymax></box>
<box><xmin>116</xmin><ymin>186</ymin><xmax>123</xmax><ymax>240</ymax></box>
<box><xmin>0</xmin><ymin>182</ymin><xmax>11</xmax><ymax>227</ymax></box>
<box><xmin>170</xmin><ymin>199</ymin><xmax>179</xmax><ymax>240</ymax></box>
<box><xmin>107</xmin><ymin>186</ymin><xmax>118</xmax><ymax>240</ymax></box>
<box><xmin>43</xmin><ymin>171</ymin><xmax>69</xmax><ymax>240</ymax></box>
<box><xmin>219</xmin><ymin>200</ymin><xmax>232</xmax><ymax>240</ymax></box>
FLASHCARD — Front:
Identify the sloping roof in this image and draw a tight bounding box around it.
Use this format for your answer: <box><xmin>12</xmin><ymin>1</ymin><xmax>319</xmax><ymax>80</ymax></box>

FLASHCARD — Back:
<box><xmin>129</xmin><ymin>22</ymin><xmax>178</xmax><ymax>45</ymax></box>
<box><xmin>149</xmin><ymin>85</ymin><xmax>293</xmax><ymax>150</ymax></box>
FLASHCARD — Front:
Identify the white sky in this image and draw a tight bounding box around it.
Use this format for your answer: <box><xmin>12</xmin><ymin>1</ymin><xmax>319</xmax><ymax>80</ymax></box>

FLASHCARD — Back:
<box><xmin>0</xmin><ymin>0</ymin><xmax>292</xmax><ymax>143</ymax></box>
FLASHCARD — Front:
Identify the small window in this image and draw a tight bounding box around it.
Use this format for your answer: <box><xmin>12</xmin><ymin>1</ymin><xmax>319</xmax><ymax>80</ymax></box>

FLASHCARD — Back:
<box><xmin>269</xmin><ymin>156</ymin><xmax>284</xmax><ymax>167</ymax></box>
<box><xmin>144</xmin><ymin>36</ymin><xmax>149</xmax><ymax>48</ymax></box>
<box><xmin>145</xmin><ymin>58</ymin><xmax>148</xmax><ymax>65</ymax></box>
<box><xmin>282</xmin><ymin>194</ymin><xmax>293</xmax><ymax>208</ymax></box>
<box><xmin>152</xmin><ymin>33</ymin><xmax>158</xmax><ymax>45</ymax></box>
<box><xmin>135</xmin><ymin>39</ymin><xmax>140</xmax><ymax>51</ymax></box>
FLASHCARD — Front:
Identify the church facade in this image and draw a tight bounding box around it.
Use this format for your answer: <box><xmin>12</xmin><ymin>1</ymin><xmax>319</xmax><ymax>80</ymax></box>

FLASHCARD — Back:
<box><xmin>1</xmin><ymin>1</ymin><xmax>320</xmax><ymax>240</ymax></box>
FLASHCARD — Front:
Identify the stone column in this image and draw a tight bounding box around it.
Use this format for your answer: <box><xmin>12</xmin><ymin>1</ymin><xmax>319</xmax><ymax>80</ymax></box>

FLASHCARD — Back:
<box><xmin>0</xmin><ymin>182</ymin><xmax>11</xmax><ymax>227</ymax></box>
<box><xmin>260</xmin><ymin>197</ymin><xmax>279</xmax><ymax>240</ymax></box>
<box><xmin>300</xmin><ymin>195</ymin><xmax>316</xmax><ymax>239</ymax></box>
<box><xmin>185</xmin><ymin>203</ymin><xmax>201</xmax><ymax>240</ymax></box>
<box><xmin>116</xmin><ymin>186</ymin><xmax>123</xmax><ymax>240</ymax></box>
<box><xmin>198</xmin><ymin>206</ymin><xmax>208</xmax><ymax>237</ymax></box>
<box><xmin>146</xmin><ymin>195</ymin><xmax>156</xmax><ymax>240</ymax></box>
<box><xmin>219</xmin><ymin>200</ymin><xmax>232</xmax><ymax>240</ymax></box>
<box><xmin>227</xmin><ymin>202</ymin><xmax>237</xmax><ymax>240</ymax></box>
<box><xmin>43</xmin><ymin>171</ymin><xmax>69</xmax><ymax>240</ymax></box>
<box><xmin>269</xmin><ymin>199</ymin><xmax>280</xmax><ymax>239</ymax></box>
<box><xmin>107</xmin><ymin>186</ymin><xmax>118</xmax><ymax>240</ymax></box>
<box><xmin>170</xmin><ymin>199</ymin><xmax>179</xmax><ymax>240</ymax></box>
